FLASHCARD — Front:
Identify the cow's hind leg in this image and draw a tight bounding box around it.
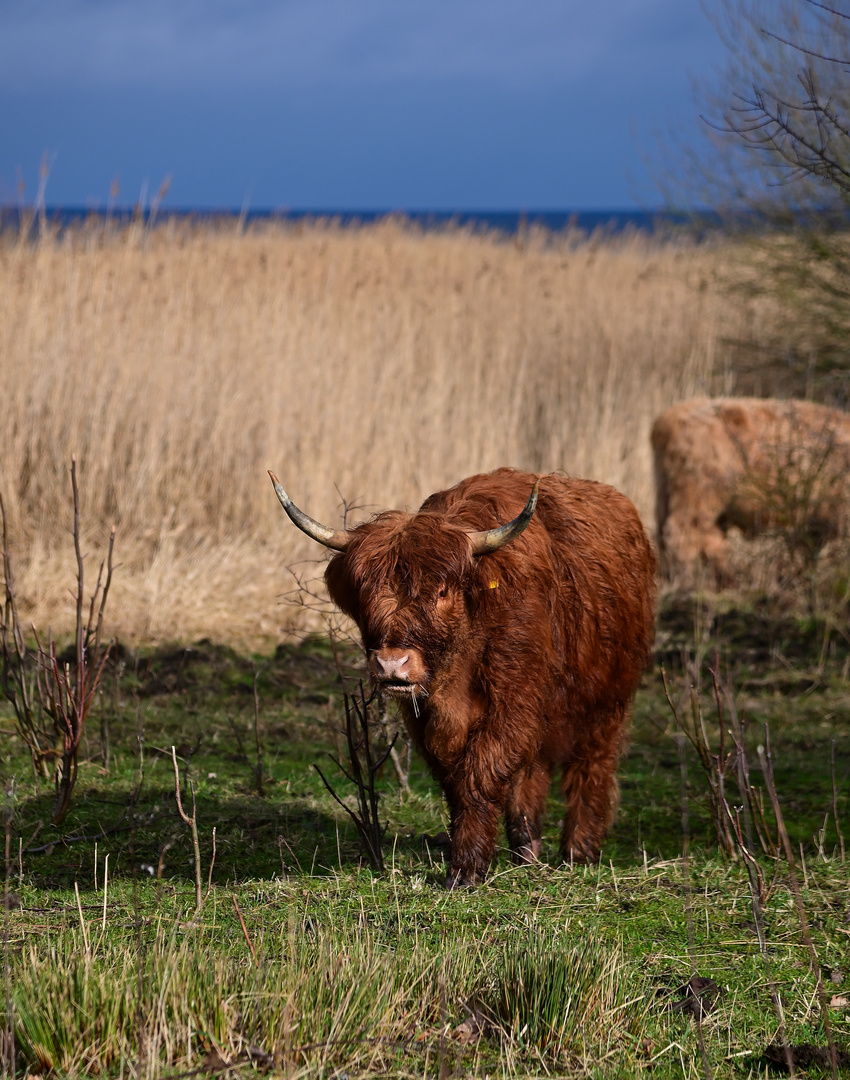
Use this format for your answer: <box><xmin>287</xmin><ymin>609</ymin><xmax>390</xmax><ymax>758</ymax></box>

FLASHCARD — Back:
<box><xmin>505</xmin><ymin>762</ymin><xmax>550</xmax><ymax>864</ymax></box>
<box><xmin>559</xmin><ymin>711</ymin><xmax>624</xmax><ymax>865</ymax></box>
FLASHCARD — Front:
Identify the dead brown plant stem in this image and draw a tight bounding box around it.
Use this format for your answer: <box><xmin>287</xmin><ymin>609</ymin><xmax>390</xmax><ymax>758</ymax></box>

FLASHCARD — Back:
<box><xmin>171</xmin><ymin>745</ymin><xmax>203</xmax><ymax>911</ymax></box>
<box><xmin>711</xmin><ymin>665</ymin><xmax>730</xmax><ymax>837</ymax></box>
<box><xmin>720</xmin><ymin>681</ymin><xmax>773</xmax><ymax>856</ymax></box>
<box><xmin>675</xmin><ymin>734</ymin><xmax>712</xmax><ymax>1080</ymax></box>
<box><xmin>205</xmin><ymin>827</ymin><xmax>216</xmax><ymax>900</ymax></box>
<box><xmin>252</xmin><ymin>669</ymin><xmax>264</xmax><ymax>796</ymax></box>
<box><xmin>3</xmin><ymin>784</ymin><xmax>13</xmax><ymax>1080</ymax></box>
<box><xmin>232</xmin><ymin>896</ymin><xmax>257</xmax><ymax>965</ymax></box>
<box><xmin>757</xmin><ymin>728</ymin><xmax>838</xmax><ymax>1080</ymax></box>
<box><xmin>278</xmin><ymin>835</ymin><xmax>301</xmax><ymax>874</ymax></box>
<box><xmin>377</xmin><ymin>692</ymin><xmax>411</xmax><ymax>793</ymax></box>
<box><xmin>831</xmin><ymin>739</ymin><xmax>845</xmax><ymax>863</ymax></box>
<box><xmin>729</xmin><ymin>797</ymin><xmax>793</xmax><ymax>1074</ymax></box>
<box><xmin>386</xmin><ymin>743</ymin><xmax>409</xmax><ymax>791</ymax></box>
<box><xmin>662</xmin><ymin>667</ymin><xmax>732</xmax><ymax>855</ymax></box>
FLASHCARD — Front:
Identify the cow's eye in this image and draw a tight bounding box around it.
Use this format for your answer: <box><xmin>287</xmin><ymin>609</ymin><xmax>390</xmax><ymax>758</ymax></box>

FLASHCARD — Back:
<box><xmin>436</xmin><ymin>584</ymin><xmax>449</xmax><ymax>603</ymax></box>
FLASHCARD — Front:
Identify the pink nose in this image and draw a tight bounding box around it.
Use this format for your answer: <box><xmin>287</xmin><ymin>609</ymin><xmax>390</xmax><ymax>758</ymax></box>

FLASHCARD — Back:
<box><xmin>374</xmin><ymin>649</ymin><xmax>411</xmax><ymax>681</ymax></box>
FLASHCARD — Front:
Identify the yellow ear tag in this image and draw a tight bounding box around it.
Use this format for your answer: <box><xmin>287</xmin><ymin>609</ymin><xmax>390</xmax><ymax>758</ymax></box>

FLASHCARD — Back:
<box><xmin>488</xmin><ymin>580</ymin><xmax>499</xmax><ymax>589</ymax></box>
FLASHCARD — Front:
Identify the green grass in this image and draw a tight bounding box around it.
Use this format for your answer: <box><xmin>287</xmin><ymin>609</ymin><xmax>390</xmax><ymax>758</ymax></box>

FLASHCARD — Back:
<box><xmin>2</xmin><ymin>601</ymin><xmax>850</xmax><ymax>1077</ymax></box>
<box><xmin>5</xmin><ymin>860</ymin><xmax>850</xmax><ymax>1077</ymax></box>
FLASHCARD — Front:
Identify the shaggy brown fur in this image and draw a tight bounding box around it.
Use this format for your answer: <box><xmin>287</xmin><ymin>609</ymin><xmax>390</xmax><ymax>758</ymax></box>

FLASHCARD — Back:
<box><xmin>323</xmin><ymin>468</ymin><xmax>657</xmax><ymax>888</ymax></box>
<box><xmin>652</xmin><ymin>398</ymin><xmax>850</xmax><ymax>586</ymax></box>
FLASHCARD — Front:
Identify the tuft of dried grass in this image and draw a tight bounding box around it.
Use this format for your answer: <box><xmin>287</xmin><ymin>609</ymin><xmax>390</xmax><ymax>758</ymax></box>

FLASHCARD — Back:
<box><xmin>1</xmin><ymin>220</ymin><xmax>729</xmax><ymax>647</ymax></box>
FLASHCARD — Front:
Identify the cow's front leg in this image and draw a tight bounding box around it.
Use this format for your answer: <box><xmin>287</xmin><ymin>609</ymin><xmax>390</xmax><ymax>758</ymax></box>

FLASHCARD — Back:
<box><xmin>441</xmin><ymin>720</ymin><xmax>536</xmax><ymax>887</ymax></box>
<box><xmin>441</xmin><ymin>756</ymin><xmax>505</xmax><ymax>889</ymax></box>
<box><xmin>444</xmin><ymin>793</ymin><xmax>501</xmax><ymax>888</ymax></box>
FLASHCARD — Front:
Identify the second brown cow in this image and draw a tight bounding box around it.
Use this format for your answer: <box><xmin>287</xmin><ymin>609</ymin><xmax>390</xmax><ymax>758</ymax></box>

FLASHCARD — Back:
<box><xmin>652</xmin><ymin>397</ymin><xmax>850</xmax><ymax>586</ymax></box>
<box><xmin>270</xmin><ymin>467</ymin><xmax>656</xmax><ymax>887</ymax></box>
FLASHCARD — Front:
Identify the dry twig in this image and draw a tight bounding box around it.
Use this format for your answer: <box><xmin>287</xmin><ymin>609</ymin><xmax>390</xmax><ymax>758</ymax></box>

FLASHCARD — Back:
<box><xmin>171</xmin><ymin>745</ymin><xmax>203</xmax><ymax>910</ymax></box>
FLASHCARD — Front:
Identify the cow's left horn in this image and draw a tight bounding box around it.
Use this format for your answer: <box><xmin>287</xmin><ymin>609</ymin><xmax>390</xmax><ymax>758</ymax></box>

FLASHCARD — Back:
<box><xmin>466</xmin><ymin>481</ymin><xmax>540</xmax><ymax>555</ymax></box>
<box><xmin>268</xmin><ymin>471</ymin><xmax>350</xmax><ymax>551</ymax></box>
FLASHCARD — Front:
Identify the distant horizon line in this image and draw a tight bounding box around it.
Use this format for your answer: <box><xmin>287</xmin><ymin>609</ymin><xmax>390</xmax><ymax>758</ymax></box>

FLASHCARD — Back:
<box><xmin>4</xmin><ymin>204</ymin><xmax>670</xmax><ymax>215</ymax></box>
<box><xmin>1</xmin><ymin>205</ymin><xmax>700</xmax><ymax>237</ymax></box>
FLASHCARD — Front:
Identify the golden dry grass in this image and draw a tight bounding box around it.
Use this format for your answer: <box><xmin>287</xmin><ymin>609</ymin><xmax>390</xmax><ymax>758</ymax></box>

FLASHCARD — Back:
<box><xmin>1</xmin><ymin>219</ymin><xmax>731</xmax><ymax>647</ymax></box>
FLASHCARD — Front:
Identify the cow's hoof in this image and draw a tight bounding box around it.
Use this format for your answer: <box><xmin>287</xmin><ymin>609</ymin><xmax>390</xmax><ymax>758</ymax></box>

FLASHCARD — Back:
<box><xmin>510</xmin><ymin>840</ymin><xmax>542</xmax><ymax>865</ymax></box>
<box><xmin>445</xmin><ymin>869</ymin><xmax>480</xmax><ymax>890</ymax></box>
<box><xmin>559</xmin><ymin>846</ymin><xmax>599</xmax><ymax>868</ymax></box>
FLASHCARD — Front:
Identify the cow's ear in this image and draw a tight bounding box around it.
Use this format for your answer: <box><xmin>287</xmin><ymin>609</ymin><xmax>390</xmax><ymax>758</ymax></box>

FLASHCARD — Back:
<box><xmin>324</xmin><ymin>553</ymin><xmax>359</xmax><ymax>620</ymax></box>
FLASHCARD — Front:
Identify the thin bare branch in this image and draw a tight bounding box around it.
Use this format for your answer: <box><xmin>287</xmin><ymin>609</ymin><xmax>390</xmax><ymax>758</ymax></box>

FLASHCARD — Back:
<box><xmin>171</xmin><ymin>745</ymin><xmax>203</xmax><ymax>910</ymax></box>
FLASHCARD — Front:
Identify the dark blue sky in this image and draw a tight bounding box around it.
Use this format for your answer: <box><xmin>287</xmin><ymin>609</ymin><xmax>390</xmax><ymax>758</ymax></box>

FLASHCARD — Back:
<box><xmin>0</xmin><ymin>1</ymin><xmax>725</xmax><ymax>210</ymax></box>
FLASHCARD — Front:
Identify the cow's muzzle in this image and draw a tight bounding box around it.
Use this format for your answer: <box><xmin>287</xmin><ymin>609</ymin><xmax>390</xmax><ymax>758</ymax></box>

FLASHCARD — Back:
<box><xmin>369</xmin><ymin>646</ymin><xmax>428</xmax><ymax>696</ymax></box>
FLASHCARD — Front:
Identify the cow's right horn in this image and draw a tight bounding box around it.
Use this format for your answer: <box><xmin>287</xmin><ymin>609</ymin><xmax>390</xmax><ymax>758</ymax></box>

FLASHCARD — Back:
<box><xmin>466</xmin><ymin>480</ymin><xmax>540</xmax><ymax>555</ymax></box>
<box><xmin>268</xmin><ymin>471</ymin><xmax>350</xmax><ymax>551</ymax></box>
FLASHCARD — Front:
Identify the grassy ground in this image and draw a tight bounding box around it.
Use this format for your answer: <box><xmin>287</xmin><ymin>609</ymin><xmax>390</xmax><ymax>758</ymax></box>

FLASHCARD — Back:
<box><xmin>3</xmin><ymin>601</ymin><xmax>850</xmax><ymax>1078</ymax></box>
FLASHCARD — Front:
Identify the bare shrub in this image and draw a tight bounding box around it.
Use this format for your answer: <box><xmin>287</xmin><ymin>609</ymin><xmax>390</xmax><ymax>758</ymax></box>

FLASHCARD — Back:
<box><xmin>662</xmin><ymin>665</ymin><xmax>780</xmax><ymax>886</ymax></box>
<box><xmin>1</xmin><ymin>459</ymin><xmax>114</xmax><ymax>824</ymax></box>
<box><xmin>665</xmin><ymin>662</ymin><xmax>841</xmax><ymax>1077</ymax></box>
<box><xmin>170</xmin><ymin>746</ymin><xmax>204</xmax><ymax>910</ymax></box>
<box><xmin>664</xmin><ymin>0</ymin><xmax>850</xmax><ymax>403</ymax></box>
<box><xmin>314</xmin><ymin>684</ymin><xmax>395</xmax><ymax>871</ymax></box>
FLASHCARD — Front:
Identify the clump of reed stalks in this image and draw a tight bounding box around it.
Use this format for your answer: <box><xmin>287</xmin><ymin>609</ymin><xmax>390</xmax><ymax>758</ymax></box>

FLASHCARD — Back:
<box><xmin>7</xmin><ymin>913</ymin><xmax>482</xmax><ymax>1077</ymax></box>
<box><xmin>493</xmin><ymin>933</ymin><xmax>630</xmax><ymax>1065</ymax></box>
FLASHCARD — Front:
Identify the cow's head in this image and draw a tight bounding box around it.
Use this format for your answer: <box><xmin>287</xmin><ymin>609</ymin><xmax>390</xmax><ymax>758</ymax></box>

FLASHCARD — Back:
<box><xmin>269</xmin><ymin>472</ymin><xmax>538</xmax><ymax>699</ymax></box>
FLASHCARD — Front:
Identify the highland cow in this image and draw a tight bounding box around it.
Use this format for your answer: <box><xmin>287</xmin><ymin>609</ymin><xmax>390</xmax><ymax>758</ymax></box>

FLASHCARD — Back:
<box><xmin>270</xmin><ymin>467</ymin><xmax>656</xmax><ymax>887</ymax></box>
<box><xmin>652</xmin><ymin>398</ymin><xmax>850</xmax><ymax>586</ymax></box>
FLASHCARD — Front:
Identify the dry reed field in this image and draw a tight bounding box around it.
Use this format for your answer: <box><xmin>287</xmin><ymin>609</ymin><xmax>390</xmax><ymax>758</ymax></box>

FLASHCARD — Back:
<box><xmin>1</xmin><ymin>219</ymin><xmax>731</xmax><ymax>646</ymax></box>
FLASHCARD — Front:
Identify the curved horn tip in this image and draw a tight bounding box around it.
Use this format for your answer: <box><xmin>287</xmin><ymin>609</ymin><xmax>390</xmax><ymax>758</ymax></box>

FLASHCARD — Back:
<box><xmin>268</xmin><ymin>471</ymin><xmax>292</xmax><ymax>507</ymax></box>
